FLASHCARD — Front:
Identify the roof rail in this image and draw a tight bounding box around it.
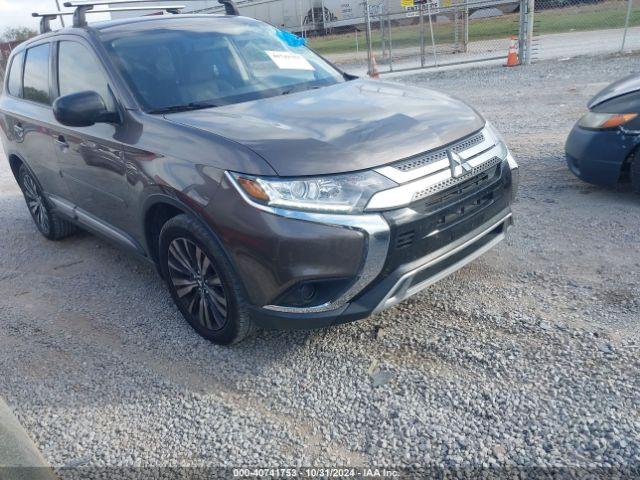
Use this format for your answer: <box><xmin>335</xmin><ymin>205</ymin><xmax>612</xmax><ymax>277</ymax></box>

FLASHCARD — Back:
<box><xmin>32</xmin><ymin>14</ymin><xmax>59</xmax><ymax>34</ymax></box>
<box><xmin>65</xmin><ymin>0</ymin><xmax>239</xmax><ymax>17</ymax></box>
<box><xmin>217</xmin><ymin>0</ymin><xmax>239</xmax><ymax>15</ymax></box>
<box><xmin>33</xmin><ymin>5</ymin><xmax>186</xmax><ymax>31</ymax></box>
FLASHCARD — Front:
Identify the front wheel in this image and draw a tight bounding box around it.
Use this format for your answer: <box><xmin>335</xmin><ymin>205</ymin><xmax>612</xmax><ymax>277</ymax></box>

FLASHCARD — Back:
<box><xmin>159</xmin><ymin>214</ymin><xmax>254</xmax><ymax>345</ymax></box>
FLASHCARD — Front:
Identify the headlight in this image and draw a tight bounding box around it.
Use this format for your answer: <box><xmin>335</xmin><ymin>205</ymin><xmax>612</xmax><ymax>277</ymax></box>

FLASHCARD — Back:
<box><xmin>485</xmin><ymin>121</ymin><xmax>518</xmax><ymax>199</ymax></box>
<box><xmin>229</xmin><ymin>171</ymin><xmax>397</xmax><ymax>214</ymax></box>
<box><xmin>578</xmin><ymin>112</ymin><xmax>638</xmax><ymax>130</ymax></box>
<box><xmin>485</xmin><ymin>121</ymin><xmax>511</xmax><ymax>161</ymax></box>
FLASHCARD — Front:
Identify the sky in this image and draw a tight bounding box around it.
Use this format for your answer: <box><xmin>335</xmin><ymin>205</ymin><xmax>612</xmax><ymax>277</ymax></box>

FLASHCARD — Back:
<box><xmin>0</xmin><ymin>0</ymin><xmax>110</xmax><ymax>34</ymax></box>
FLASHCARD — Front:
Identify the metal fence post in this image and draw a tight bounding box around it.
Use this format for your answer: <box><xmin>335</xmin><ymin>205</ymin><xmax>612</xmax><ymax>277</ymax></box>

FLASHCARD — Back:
<box><xmin>518</xmin><ymin>0</ymin><xmax>534</xmax><ymax>64</ymax></box>
<box><xmin>518</xmin><ymin>0</ymin><xmax>526</xmax><ymax>60</ymax></box>
<box><xmin>525</xmin><ymin>0</ymin><xmax>534</xmax><ymax>64</ymax></box>
<box><xmin>364</xmin><ymin>0</ymin><xmax>373</xmax><ymax>75</ymax></box>
<box><xmin>427</xmin><ymin>0</ymin><xmax>438</xmax><ymax>65</ymax></box>
<box><xmin>464</xmin><ymin>0</ymin><xmax>469</xmax><ymax>52</ymax></box>
<box><xmin>621</xmin><ymin>0</ymin><xmax>633</xmax><ymax>52</ymax></box>
<box><xmin>380</xmin><ymin>14</ymin><xmax>386</xmax><ymax>59</ymax></box>
<box><xmin>419</xmin><ymin>2</ymin><xmax>426</xmax><ymax>67</ymax></box>
<box><xmin>388</xmin><ymin>13</ymin><xmax>394</xmax><ymax>71</ymax></box>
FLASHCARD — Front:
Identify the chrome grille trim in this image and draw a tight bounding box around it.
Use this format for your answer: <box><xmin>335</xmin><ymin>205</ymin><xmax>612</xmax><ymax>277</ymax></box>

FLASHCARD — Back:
<box><xmin>411</xmin><ymin>156</ymin><xmax>502</xmax><ymax>202</ymax></box>
<box><xmin>393</xmin><ymin>132</ymin><xmax>485</xmax><ymax>172</ymax></box>
<box><xmin>367</xmin><ymin>141</ymin><xmax>504</xmax><ymax>211</ymax></box>
<box><xmin>376</xmin><ymin>126</ymin><xmax>496</xmax><ymax>185</ymax></box>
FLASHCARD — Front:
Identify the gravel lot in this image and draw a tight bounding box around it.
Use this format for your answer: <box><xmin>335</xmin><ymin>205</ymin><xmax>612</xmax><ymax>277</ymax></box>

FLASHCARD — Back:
<box><xmin>1</xmin><ymin>53</ymin><xmax>639</xmax><ymax>477</ymax></box>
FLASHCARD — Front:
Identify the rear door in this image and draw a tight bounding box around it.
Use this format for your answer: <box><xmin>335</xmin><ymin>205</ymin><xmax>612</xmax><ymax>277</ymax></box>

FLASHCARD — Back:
<box><xmin>52</xmin><ymin>38</ymin><xmax>133</xmax><ymax>232</ymax></box>
<box><xmin>2</xmin><ymin>41</ymin><xmax>70</xmax><ymax>200</ymax></box>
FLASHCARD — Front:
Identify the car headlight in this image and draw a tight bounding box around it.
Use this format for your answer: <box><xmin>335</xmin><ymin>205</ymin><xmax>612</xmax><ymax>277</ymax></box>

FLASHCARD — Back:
<box><xmin>485</xmin><ymin>122</ymin><xmax>512</xmax><ymax>162</ymax></box>
<box><xmin>485</xmin><ymin>121</ymin><xmax>518</xmax><ymax>199</ymax></box>
<box><xmin>578</xmin><ymin>112</ymin><xmax>638</xmax><ymax>130</ymax></box>
<box><xmin>229</xmin><ymin>170</ymin><xmax>397</xmax><ymax>214</ymax></box>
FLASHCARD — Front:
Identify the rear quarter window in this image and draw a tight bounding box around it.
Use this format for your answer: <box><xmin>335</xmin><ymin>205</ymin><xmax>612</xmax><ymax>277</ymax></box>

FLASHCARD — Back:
<box><xmin>23</xmin><ymin>44</ymin><xmax>51</xmax><ymax>105</ymax></box>
<box><xmin>6</xmin><ymin>51</ymin><xmax>24</xmax><ymax>97</ymax></box>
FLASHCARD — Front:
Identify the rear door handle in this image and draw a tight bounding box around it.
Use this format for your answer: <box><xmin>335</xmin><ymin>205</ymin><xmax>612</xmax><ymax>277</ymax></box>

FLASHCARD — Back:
<box><xmin>13</xmin><ymin>124</ymin><xmax>24</xmax><ymax>138</ymax></box>
<box><xmin>55</xmin><ymin>135</ymin><xmax>69</xmax><ymax>149</ymax></box>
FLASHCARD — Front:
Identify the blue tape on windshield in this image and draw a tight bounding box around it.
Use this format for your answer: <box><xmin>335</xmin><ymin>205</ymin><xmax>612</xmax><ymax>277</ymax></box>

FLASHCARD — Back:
<box><xmin>276</xmin><ymin>29</ymin><xmax>306</xmax><ymax>47</ymax></box>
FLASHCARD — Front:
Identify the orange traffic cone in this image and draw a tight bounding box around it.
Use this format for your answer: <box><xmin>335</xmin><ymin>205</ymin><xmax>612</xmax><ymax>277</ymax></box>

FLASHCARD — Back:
<box><xmin>505</xmin><ymin>36</ymin><xmax>519</xmax><ymax>67</ymax></box>
<box><xmin>368</xmin><ymin>54</ymin><xmax>380</xmax><ymax>79</ymax></box>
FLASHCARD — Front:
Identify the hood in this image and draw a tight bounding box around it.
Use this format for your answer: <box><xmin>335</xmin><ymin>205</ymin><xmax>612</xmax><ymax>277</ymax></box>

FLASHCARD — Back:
<box><xmin>164</xmin><ymin>79</ymin><xmax>484</xmax><ymax>176</ymax></box>
<box><xmin>588</xmin><ymin>73</ymin><xmax>640</xmax><ymax>109</ymax></box>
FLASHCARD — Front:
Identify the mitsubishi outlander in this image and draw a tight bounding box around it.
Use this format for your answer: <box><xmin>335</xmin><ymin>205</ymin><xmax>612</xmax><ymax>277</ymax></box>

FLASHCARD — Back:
<box><xmin>0</xmin><ymin>12</ymin><xmax>518</xmax><ymax>344</ymax></box>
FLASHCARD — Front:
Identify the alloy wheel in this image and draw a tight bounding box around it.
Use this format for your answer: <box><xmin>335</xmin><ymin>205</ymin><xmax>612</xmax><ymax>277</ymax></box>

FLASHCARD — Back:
<box><xmin>22</xmin><ymin>172</ymin><xmax>50</xmax><ymax>234</ymax></box>
<box><xmin>167</xmin><ymin>237</ymin><xmax>228</xmax><ymax>331</ymax></box>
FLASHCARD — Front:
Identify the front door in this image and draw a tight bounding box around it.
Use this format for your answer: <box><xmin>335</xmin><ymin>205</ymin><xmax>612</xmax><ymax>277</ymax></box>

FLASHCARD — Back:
<box><xmin>52</xmin><ymin>39</ymin><xmax>134</xmax><ymax>233</ymax></box>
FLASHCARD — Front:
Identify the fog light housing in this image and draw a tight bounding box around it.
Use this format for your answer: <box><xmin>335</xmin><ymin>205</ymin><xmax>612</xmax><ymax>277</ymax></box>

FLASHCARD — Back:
<box><xmin>273</xmin><ymin>278</ymin><xmax>352</xmax><ymax>308</ymax></box>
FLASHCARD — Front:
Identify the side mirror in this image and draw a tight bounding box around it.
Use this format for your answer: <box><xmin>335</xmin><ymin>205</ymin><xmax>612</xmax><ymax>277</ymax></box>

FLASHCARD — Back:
<box><xmin>53</xmin><ymin>91</ymin><xmax>118</xmax><ymax>127</ymax></box>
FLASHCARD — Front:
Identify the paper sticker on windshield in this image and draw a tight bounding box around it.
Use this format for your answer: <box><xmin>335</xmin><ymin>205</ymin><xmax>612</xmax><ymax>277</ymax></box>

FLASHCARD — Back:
<box><xmin>266</xmin><ymin>51</ymin><xmax>314</xmax><ymax>71</ymax></box>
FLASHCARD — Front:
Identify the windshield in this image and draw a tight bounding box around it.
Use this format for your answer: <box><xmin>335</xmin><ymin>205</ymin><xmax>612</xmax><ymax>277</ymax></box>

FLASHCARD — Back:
<box><xmin>102</xmin><ymin>17</ymin><xmax>345</xmax><ymax>112</ymax></box>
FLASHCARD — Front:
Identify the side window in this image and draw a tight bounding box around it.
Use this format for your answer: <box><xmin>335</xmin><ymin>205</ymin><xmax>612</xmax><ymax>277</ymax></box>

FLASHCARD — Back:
<box><xmin>23</xmin><ymin>44</ymin><xmax>51</xmax><ymax>105</ymax></box>
<box><xmin>7</xmin><ymin>51</ymin><xmax>24</xmax><ymax>97</ymax></box>
<box><xmin>58</xmin><ymin>41</ymin><xmax>115</xmax><ymax>111</ymax></box>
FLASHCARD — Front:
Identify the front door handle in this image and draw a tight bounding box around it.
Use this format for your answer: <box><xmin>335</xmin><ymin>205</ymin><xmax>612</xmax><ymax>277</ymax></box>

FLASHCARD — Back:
<box><xmin>13</xmin><ymin>123</ymin><xmax>24</xmax><ymax>138</ymax></box>
<box><xmin>55</xmin><ymin>135</ymin><xmax>69</xmax><ymax>149</ymax></box>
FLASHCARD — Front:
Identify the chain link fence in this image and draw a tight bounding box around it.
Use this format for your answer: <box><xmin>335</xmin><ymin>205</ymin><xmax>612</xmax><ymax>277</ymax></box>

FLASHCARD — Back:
<box><xmin>359</xmin><ymin>0</ymin><xmax>521</xmax><ymax>73</ymax></box>
<box><xmin>304</xmin><ymin>0</ymin><xmax>637</xmax><ymax>74</ymax></box>
<box><xmin>530</xmin><ymin>0</ymin><xmax>639</xmax><ymax>61</ymax></box>
<box><xmin>195</xmin><ymin>0</ymin><xmax>521</xmax><ymax>73</ymax></box>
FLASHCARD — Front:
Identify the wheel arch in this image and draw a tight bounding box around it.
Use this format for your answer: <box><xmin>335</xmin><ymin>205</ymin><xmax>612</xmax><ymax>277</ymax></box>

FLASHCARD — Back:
<box><xmin>142</xmin><ymin>195</ymin><xmax>191</xmax><ymax>266</ymax></box>
<box><xmin>8</xmin><ymin>153</ymin><xmax>28</xmax><ymax>182</ymax></box>
<box><xmin>141</xmin><ymin>194</ymin><xmax>234</xmax><ymax>275</ymax></box>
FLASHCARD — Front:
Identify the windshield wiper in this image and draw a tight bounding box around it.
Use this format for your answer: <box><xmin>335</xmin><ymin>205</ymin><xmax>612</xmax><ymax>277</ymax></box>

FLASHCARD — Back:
<box><xmin>149</xmin><ymin>101</ymin><xmax>219</xmax><ymax>114</ymax></box>
<box><xmin>281</xmin><ymin>85</ymin><xmax>323</xmax><ymax>96</ymax></box>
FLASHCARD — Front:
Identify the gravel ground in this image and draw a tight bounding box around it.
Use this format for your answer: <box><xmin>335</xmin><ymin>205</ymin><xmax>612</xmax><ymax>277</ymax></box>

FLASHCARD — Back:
<box><xmin>1</xmin><ymin>53</ymin><xmax>639</xmax><ymax>478</ymax></box>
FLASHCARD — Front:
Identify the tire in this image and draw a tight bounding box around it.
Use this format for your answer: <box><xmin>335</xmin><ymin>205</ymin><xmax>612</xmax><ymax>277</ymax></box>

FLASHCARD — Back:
<box><xmin>631</xmin><ymin>150</ymin><xmax>640</xmax><ymax>194</ymax></box>
<box><xmin>18</xmin><ymin>165</ymin><xmax>76</xmax><ymax>240</ymax></box>
<box><xmin>158</xmin><ymin>214</ymin><xmax>254</xmax><ymax>345</ymax></box>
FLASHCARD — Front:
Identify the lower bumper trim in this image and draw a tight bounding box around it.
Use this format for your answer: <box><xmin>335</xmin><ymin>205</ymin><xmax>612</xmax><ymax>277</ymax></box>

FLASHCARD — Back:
<box><xmin>373</xmin><ymin>209</ymin><xmax>512</xmax><ymax>313</ymax></box>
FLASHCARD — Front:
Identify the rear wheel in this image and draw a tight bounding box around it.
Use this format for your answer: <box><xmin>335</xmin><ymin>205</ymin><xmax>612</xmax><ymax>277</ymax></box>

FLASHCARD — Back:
<box><xmin>18</xmin><ymin>165</ymin><xmax>76</xmax><ymax>240</ymax></box>
<box><xmin>159</xmin><ymin>214</ymin><xmax>253</xmax><ymax>345</ymax></box>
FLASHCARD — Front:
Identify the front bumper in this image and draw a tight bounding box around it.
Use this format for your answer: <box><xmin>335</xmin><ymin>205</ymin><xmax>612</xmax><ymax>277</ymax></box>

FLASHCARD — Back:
<box><xmin>246</xmin><ymin>156</ymin><xmax>516</xmax><ymax>330</ymax></box>
<box><xmin>565</xmin><ymin>124</ymin><xmax>636</xmax><ymax>186</ymax></box>
<box><xmin>249</xmin><ymin>207</ymin><xmax>512</xmax><ymax>329</ymax></box>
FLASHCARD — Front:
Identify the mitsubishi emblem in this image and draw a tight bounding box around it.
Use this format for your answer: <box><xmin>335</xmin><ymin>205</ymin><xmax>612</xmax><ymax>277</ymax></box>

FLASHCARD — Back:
<box><xmin>447</xmin><ymin>149</ymin><xmax>471</xmax><ymax>178</ymax></box>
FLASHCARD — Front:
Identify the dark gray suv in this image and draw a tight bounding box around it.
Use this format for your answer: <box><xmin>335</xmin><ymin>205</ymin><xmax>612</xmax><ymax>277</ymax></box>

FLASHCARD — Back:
<box><xmin>0</xmin><ymin>14</ymin><xmax>518</xmax><ymax>344</ymax></box>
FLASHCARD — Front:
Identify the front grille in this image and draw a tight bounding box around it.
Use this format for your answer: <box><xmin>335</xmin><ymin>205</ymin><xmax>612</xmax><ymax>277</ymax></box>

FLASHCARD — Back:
<box><xmin>393</xmin><ymin>132</ymin><xmax>485</xmax><ymax>172</ymax></box>
<box><xmin>411</xmin><ymin>156</ymin><xmax>502</xmax><ymax>202</ymax></box>
<box><xmin>418</xmin><ymin>161</ymin><xmax>502</xmax><ymax>213</ymax></box>
<box><xmin>378</xmin><ymin>160</ymin><xmax>511</xmax><ymax>277</ymax></box>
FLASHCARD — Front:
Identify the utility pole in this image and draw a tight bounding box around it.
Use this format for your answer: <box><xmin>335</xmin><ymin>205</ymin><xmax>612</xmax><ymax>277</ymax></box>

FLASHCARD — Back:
<box><xmin>54</xmin><ymin>0</ymin><xmax>66</xmax><ymax>27</ymax></box>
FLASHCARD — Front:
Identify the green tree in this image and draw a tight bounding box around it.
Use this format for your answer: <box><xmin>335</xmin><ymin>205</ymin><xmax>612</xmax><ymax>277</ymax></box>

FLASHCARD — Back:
<box><xmin>1</xmin><ymin>26</ymin><xmax>38</xmax><ymax>43</ymax></box>
<box><xmin>1</xmin><ymin>27</ymin><xmax>38</xmax><ymax>83</ymax></box>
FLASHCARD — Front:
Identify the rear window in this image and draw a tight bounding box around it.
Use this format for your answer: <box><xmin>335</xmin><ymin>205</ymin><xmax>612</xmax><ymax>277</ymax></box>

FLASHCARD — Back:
<box><xmin>23</xmin><ymin>44</ymin><xmax>51</xmax><ymax>105</ymax></box>
<box><xmin>7</xmin><ymin>51</ymin><xmax>24</xmax><ymax>96</ymax></box>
